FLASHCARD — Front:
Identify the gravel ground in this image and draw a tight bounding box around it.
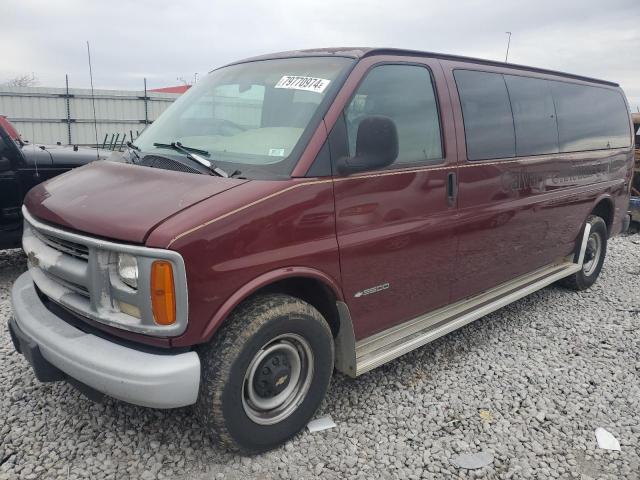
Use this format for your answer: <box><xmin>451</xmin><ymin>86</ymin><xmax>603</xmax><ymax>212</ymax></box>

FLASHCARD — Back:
<box><xmin>1</xmin><ymin>232</ymin><xmax>639</xmax><ymax>479</ymax></box>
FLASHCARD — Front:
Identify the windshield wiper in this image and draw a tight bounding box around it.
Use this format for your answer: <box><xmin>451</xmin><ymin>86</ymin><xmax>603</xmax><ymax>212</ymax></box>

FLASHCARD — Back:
<box><xmin>153</xmin><ymin>142</ymin><xmax>230</xmax><ymax>178</ymax></box>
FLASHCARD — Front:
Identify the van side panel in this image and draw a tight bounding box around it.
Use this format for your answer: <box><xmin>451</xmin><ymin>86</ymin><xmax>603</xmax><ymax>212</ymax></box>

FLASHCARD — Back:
<box><xmin>147</xmin><ymin>179</ymin><xmax>341</xmax><ymax>347</ymax></box>
<box><xmin>440</xmin><ymin>59</ymin><xmax>633</xmax><ymax>303</ymax></box>
<box><xmin>333</xmin><ymin>168</ymin><xmax>457</xmax><ymax>339</ymax></box>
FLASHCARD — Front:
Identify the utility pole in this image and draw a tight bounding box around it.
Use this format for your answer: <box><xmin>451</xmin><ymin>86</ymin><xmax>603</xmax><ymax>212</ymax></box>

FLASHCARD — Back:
<box><xmin>505</xmin><ymin>32</ymin><xmax>512</xmax><ymax>63</ymax></box>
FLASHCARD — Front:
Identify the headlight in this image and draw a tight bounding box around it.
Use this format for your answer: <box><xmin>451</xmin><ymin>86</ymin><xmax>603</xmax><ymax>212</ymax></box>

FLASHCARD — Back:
<box><xmin>117</xmin><ymin>253</ymin><xmax>138</xmax><ymax>289</ymax></box>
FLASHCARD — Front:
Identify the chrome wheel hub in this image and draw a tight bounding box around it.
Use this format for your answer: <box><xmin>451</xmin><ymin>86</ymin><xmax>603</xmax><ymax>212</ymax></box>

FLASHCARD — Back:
<box><xmin>242</xmin><ymin>334</ymin><xmax>314</xmax><ymax>425</ymax></box>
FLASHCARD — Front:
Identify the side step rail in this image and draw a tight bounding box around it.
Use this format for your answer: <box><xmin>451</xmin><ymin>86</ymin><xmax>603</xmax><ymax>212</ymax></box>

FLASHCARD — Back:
<box><xmin>340</xmin><ymin>224</ymin><xmax>591</xmax><ymax>377</ymax></box>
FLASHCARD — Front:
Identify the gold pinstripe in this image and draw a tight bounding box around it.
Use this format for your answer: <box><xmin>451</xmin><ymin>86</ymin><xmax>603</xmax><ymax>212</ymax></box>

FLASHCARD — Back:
<box><xmin>168</xmin><ymin>180</ymin><xmax>332</xmax><ymax>246</ymax></box>
<box><xmin>167</xmin><ymin>153</ymin><xmax>624</xmax><ymax>246</ymax></box>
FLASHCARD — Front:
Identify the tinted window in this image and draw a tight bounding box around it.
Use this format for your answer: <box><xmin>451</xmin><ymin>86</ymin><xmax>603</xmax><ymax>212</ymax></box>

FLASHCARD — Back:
<box><xmin>505</xmin><ymin>75</ymin><xmax>559</xmax><ymax>156</ymax></box>
<box><xmin>455</xmin><ymin>70</ymin><xmax>516</xmax><ymax>160</ymax></box>
<box><xmin>551</xmin><ymin>81</ymin><xmax>630</xmax><ymax>152</ymax></box>
<box><xmin>345</xmin><ymin>65</ymin><xmax>442</xmax><ymax>165</ymax></box>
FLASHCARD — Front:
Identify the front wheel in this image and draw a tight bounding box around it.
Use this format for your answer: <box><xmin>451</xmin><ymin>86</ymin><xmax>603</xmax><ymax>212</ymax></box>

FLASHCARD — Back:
<box><xmin>195</xmin><ymin>294</ymin><xmax>334</xmax><ymax>453</ymax></box>
<box><xmin>559</xmin><ymin>215</ymin><xmax>607</xmax><ymax>291</ymax></box>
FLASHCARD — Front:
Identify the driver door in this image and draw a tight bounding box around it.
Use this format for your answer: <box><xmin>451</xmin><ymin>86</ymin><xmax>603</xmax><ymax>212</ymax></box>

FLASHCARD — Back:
<box><xmin>332</xmin><ymin>59</ymin><xmax>459</xmax><ymax>340</ymax></box>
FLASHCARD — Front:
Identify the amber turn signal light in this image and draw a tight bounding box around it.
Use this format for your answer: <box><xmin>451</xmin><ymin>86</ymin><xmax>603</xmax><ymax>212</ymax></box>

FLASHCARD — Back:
<box><xmin>150</xmin><ymin>260</ymin><xmax>176</xmax><ymax>325</ymax></box>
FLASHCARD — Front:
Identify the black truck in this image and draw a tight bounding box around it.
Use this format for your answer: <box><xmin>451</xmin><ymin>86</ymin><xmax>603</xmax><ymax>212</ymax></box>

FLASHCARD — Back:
<box><xmin>0</xmin><ymin>116</ymin><xmax>107</xmax><ymax>248</ymax></box>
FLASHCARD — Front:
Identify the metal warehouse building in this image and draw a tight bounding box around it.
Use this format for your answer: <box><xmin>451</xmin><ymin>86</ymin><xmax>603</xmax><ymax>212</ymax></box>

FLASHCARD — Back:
<box><xmin>0</xmin><ymin>84</ymin><xmax>182</xmax><ymax>146</ymax></box>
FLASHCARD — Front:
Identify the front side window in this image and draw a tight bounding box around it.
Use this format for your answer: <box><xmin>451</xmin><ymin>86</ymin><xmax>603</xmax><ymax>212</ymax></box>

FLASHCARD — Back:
<box><xmin>454</xmin><ymin>70</ymin><xmax>516</xmax><ymax>161</ymax></box>
<box><xmin>135</xmin><ymin>57</ymin><xmax>354</xmax><ymax>178</ymax></box>
<box><xmin>345</xmin><ymin>64</ymin><xmax>443</xmax><ymax>165</ymax></box>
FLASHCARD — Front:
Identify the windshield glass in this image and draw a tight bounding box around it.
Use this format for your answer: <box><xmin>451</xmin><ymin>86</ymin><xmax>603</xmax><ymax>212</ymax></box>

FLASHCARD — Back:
<box><xmin>135</xmin><ymin>57</ymin><xmax>354</xmax><ymax>178</ymax></box>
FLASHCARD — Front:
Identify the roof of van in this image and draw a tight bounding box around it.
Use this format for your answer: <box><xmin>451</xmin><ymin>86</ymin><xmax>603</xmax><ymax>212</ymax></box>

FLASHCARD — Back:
<box><xmin>229</xmin><ymin>47</ymin><xmax>619</xmax><ymax>87</ymax></box>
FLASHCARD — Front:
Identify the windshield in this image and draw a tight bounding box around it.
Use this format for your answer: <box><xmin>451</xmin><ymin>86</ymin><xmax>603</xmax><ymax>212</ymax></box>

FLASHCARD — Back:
<box><xmin>135</xmin><ymin>56</ymin><xmax>354</xmax><ymax>178</ymax></box>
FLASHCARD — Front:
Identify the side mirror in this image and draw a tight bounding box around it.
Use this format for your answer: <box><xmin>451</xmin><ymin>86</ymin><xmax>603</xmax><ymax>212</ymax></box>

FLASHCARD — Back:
<box><xmin>337</xmin><ymin>115</ymin><xmax>398</xmax><ymax>175</ymax></box>
<box><xmin>0</xmin><ymin>156</ymin><xmax>11</xmax><ymax>171</ymax></box>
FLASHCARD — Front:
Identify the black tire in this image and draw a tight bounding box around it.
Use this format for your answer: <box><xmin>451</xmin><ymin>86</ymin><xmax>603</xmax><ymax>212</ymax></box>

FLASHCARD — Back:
<box><xmin>559</xmin><ymin>215</ymin><xmax>607</xmax><ymax>291</ymax></box>
<box><xmin>195</xmin><ymin>294</ymin><xmax>334</xmax><ymax>453</ymax></box>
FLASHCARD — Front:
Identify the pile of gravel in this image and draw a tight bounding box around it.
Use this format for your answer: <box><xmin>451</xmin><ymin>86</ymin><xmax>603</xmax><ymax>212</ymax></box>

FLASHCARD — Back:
<box><xmin>1</xmin><ymin>232</ymin><xmax>638</xmax><ymax>479</ymax></box>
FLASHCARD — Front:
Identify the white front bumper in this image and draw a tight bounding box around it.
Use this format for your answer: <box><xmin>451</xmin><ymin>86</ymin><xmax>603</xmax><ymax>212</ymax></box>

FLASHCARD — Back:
<box><xmin>10</xmin><ymin>271</ymin><xmax>200</xmax><ymax>408</ymax></box>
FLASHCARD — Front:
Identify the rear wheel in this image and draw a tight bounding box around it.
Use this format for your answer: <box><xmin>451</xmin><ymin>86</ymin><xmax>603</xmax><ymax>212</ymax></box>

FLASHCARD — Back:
<box><xmin>559</xmin><ymin>215</ymin><xmax>607</xmax><ymax>291</ymax></box>
<box><xmin>195</xmin><ymin>294</ymin><xmax>334</xmax><ymax>453</ymax></box>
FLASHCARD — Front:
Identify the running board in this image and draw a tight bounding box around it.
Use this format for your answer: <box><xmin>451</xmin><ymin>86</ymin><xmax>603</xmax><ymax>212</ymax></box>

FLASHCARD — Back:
<box><xmin>331</xmin><ymin>223</ymin><xmax>591</xmax><ymax>377</ymax></box>
<box><xmin>353</xmin><ymin>260</ymin><xmax>582</xmax><ymax>376</ymax></box>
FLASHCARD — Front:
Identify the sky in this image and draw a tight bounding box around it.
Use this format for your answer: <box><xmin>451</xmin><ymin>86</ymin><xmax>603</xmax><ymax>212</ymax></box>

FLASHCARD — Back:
<box><xmin>1</xmin><ymin>0</ymin><xmax>639</xmax><ymax>109</ymax></box>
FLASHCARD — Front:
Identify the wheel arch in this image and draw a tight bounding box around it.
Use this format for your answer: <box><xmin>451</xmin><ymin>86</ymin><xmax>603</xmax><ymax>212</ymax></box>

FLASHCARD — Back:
<box><xmin>590</xmin><ymin>195</ymin><xmax>615</xmax><ymax>237</ymax></box>
<box><xmin>201</xmin><ymin>267</ymin><xmax>345</xmax><ymax>343</ymax></box>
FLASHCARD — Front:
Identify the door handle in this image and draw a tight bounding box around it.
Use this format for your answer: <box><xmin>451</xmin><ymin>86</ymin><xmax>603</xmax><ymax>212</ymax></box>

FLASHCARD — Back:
<box><xmin>447</xmin><ymin>171</ymin><xmax>457</xmax><ymax>207</ymax></box>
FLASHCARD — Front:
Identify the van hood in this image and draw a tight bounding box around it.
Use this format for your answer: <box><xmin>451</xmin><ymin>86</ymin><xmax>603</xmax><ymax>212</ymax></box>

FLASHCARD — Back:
<box><xmin>24</xmin><ymin>160</ymin><xmax>247</xmax><ymax>244</ymax></box>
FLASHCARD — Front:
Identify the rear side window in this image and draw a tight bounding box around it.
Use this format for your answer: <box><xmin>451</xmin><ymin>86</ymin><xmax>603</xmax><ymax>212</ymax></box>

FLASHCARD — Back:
<box><xmin>550</xmin><ymin>82</ymin><xmax>631</xmax><ymax>152</ymax></box>
<box><xmin>454</xmin><ymin>70</ymin><xmax>515</xmax><ymax>161</ymax></box>
<box><xmin>345</xmin><ymin>64</ymin><xmax>443</xmax><ymax>165</ymax></box>
<box><xmin>504</xmin><ymin>75</ymin><xmax>559</xmax><ymax>156</ymax></box>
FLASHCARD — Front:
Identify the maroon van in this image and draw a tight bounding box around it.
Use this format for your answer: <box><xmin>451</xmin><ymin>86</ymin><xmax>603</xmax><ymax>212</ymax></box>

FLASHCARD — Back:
<box><xmin>8</xmin><ymin>48</ymin><xmax>634</xmax><ymax>452</ymax></box>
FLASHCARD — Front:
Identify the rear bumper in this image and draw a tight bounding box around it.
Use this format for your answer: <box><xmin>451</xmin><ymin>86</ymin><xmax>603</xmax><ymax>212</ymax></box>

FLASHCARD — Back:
<box><xmin>10</xmin><ymin>271</ymin><xmax>200</xmax><ymax>408</ymax></box>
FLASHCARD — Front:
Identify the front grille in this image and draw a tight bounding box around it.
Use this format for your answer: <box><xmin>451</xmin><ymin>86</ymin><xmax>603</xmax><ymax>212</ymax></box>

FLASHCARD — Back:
<box><xmin>43</xmin><ymin>270</ymin><xmax>89</xmax><ymax>298</ymax></box>
<box><xmin>32</xmin><ymin>227</ymin><xmax>89</xmax><ymax>260</ymax></box>
<box><xmin>22</xmin><ymin>207</ymin><xmax>189</xmax><ymax>337</ymax></box>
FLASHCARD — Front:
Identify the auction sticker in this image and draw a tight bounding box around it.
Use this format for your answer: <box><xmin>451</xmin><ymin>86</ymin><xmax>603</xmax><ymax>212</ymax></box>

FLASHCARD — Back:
<box><xmin>275</xmin><ymin>76</ymin><xmax>331</xmax><ymax>93</ymax></box>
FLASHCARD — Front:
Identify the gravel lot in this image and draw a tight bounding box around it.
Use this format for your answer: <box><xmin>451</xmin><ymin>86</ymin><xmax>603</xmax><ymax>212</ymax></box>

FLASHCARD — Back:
<box><xmin>1</xmin><ymin>232</ymin><xmax>639</xmax><ymax>479</ymax></box>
